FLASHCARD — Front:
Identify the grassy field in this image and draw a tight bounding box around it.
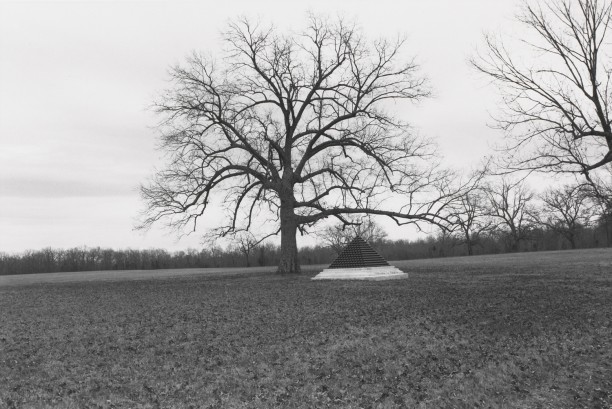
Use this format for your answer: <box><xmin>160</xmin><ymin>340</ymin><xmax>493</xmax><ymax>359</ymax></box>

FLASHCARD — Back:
<box><xmin>0</xmin><ymin>249</ymin><xmax>611</xmax><ymax>408</ymax></box>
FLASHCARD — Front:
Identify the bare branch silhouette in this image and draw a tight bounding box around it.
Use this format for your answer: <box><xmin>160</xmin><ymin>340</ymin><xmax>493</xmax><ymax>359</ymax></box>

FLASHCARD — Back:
<box><xmin>473</xmin><ymin>0</ymin><xmax>612</xmax><ymax>179</ymax></box>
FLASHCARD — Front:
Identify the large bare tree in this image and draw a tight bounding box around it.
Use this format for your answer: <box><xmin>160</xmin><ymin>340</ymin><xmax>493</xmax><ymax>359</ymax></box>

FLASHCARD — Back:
<box><xmin>139</xmin><ymin>17</ymin><xmax>464</xmax><ymax>273</ymax></box>
<box><xmin>473</xmin><ymin>0</ymin><xmax>612</xmax><ymax>181</ymax></box>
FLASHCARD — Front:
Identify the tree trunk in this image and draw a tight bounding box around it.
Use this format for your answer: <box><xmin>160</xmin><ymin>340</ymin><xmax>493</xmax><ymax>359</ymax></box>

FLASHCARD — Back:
<box><xmin>606</xmin><ymin>216</ymin><xmax>612</xmax><ymax>247</ymax></box>
<box><xmin>465</xmin><ymin>232</ymin><xmax>473</xmax><ymax>256</ymax></box>
<box><xmin>568</xmin><ymin>233</ymin><xmax>576</xmax><ymax>250</ymax></box>
<box><xmin>509</xmin><ymin>239</ymin><xmax>519</xmax><ymax>252</ymax></box>
<box><xmin>277</xmin><ymin>195</ymin><xmax>300</xmax><ymax>274</ymax></box>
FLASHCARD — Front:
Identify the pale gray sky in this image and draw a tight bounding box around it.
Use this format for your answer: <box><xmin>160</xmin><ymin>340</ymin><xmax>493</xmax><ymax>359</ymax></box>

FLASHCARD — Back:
<box><xmin>0</xmin><ymin>0</ymin><xmax>523</xmax><ymax>253</ymax></box>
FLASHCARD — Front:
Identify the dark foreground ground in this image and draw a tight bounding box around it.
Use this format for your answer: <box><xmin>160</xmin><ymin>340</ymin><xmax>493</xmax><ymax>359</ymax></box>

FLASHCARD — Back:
<box><xmin>0</xmin><ymin>249</ymin><xmax>611</xmax><ymax>408</ymax></box>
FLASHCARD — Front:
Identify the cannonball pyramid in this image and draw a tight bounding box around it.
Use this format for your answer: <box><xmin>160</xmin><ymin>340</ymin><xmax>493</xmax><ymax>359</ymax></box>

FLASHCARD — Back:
<box><xmin>312</xmin><ymin>236</ymin><xmax>408</xmax><ymax>280</ymax></box>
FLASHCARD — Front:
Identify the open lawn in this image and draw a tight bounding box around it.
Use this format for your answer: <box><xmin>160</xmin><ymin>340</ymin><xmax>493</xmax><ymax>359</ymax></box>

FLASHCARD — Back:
<box><xmin>1</xmin><ymin>249</ymin><xmax>611</xmax><ymax>408</ymax></box>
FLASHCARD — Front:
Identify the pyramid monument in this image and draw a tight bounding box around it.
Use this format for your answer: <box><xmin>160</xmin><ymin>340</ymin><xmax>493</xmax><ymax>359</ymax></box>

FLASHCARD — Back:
<box><xmin>312</xmin><ymin>236</ymin><xmax>408</xmax><ymax>280</ymax></box>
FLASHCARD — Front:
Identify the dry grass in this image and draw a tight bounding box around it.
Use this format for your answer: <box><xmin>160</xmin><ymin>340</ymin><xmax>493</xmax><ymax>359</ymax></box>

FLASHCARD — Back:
<box><xmin>0</xmin><ymin>249</ymin><xmax>611</xmax><ymax>408</ymax></box>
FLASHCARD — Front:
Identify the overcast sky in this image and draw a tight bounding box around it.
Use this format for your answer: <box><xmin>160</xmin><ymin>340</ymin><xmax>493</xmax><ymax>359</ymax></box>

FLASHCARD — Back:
<box><xmin>0</xmin><ymin>0</ymin><xmax>525</xmax><ymax>253</ymax></box>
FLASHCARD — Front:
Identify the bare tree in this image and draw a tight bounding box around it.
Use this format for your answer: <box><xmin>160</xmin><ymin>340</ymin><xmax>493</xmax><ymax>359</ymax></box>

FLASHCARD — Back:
<box><xmin>449</xmin><ymin>190</ymin><xmax>495</xmax><ymax>255</ymax></box>
<box><xmin>536</xmin><ymin>183</ymin><xmax>595</xmax><ymax>248</ymax></box>
<box><xmin>485</xmin><ymin>179</ymin><xmax>537</xmax><ymax>252</ymax></box>
<box><xmin>319</xmin><ymin>216</ymin><xmax>387</xmax><ymax>254</ymax></box>
<box><xmin>582</xmin><ymin>164</ymin><xmax>612</xmax><ymax>245</ymax></box>
<box><xmin>138</xmin><ymin>16</ymin><xmax>469</xmax><ymax>273</ymax></box>
<box><xmin>473</xmin><ymin>0</ymin><xmax>612</xmax><ymax>180</ymax></box>
<box><xmin>231</xmin><ymin>232</ymin><xmax>267</xmax><ymax>267</ymax></box>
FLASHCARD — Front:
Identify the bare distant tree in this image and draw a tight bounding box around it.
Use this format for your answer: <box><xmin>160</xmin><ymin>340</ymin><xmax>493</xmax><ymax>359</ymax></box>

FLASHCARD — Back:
<box><xmin>449</xmin><ymin>190</ymin><xmax>495</xmax><ymax>255</ymax></box>
<box><xmin>320</xmin><ymin>216</ymin><xmax>387</xmax><ymax>254</ymax></box>
<box><xmin>536</xmin><ymin>184</ymin><xmax>595</xmax><ymax>248</ymax></box>
<box><xmin>485</xmin><ymin>179</ymin><xmax>537</xmax><ymax>252</ymax></box>
<box><xmin>138</xmin><ymin>16</ymin><xmax>470</xmax><ymax>273</ymax></box>
<box><xmin>473</xmin><ymin>0</ymin><xmax>612</xmax><ymax>180</ymax></box>
<box><xmin>582</xmin><ymin>164</ymin><xmax>612</xmax><ymax>245</ymax></box>
<box><xmin>231</xmin><ymin>232</ymin><xmax>269</xmax><ymax>267</ymax></box>
<box><xmin>429</xmin><ymin>226</ymin><xmax>458</xmax><ymax>258</ymax></box>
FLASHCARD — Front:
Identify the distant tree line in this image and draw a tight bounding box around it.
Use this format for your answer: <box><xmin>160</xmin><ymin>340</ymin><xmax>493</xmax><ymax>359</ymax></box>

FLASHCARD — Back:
<box><xmin>1</xmin><ymin>204</ymin><xmax>609</xmax><ymax>276</ymax></box>
<box><xmin>2</xmin><ymin>173</ymin><xmax>610</xmax><ymax>276</ymax></box>
<box><xmin>0</xmin><ymin>244</ymin><xmax>332</xmax><ymax>276</ymax></box>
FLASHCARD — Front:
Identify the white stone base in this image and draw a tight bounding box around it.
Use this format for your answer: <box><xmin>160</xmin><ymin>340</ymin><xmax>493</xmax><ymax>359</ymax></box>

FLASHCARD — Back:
<box><xmin>312</xmin><ymin>266</ymin><xmax>408</xmax><ymax>281</ymax></box>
